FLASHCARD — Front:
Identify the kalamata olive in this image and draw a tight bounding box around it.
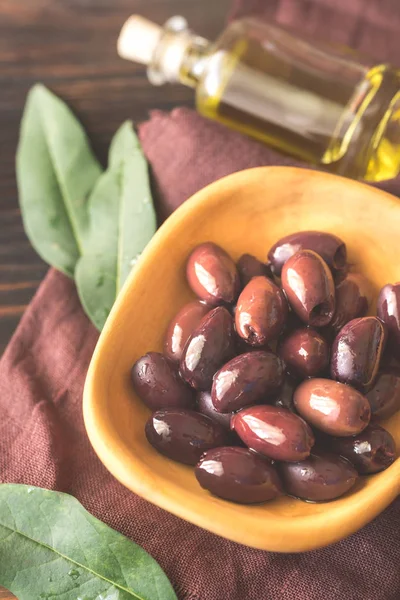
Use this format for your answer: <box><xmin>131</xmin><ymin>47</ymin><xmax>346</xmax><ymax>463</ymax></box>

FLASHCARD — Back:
<box><xmin>278</xmin><ymin>328</ymin><xmax>329</xmax><ymax>378</ymax></box>
<box><xmin>330</xmin><ymin>317</ymin><xmax>387</xmax><ymax>391</ymax></box>
<box><xmin>330</xmin><ymin>273</ymin><xmax>373</xmax><ymax>332</ymax></box>
<box><xmin>235</xmin><ymin>276</ymin><xmax>288</xmax><ymax>346</ymax></box>
<box><xmin>180</xmin><ymin>306</ymin><xmax>235</xmax><ymax>390</ymax></box>
<box><xmin>211</xmin><ymin>351</ymin><xmax>285</xmax><ymax>413</ymax></box>
<box><xmin>131</xmin><ymin>352</ymin><xmax>194</xmax><ymax>410</ymax></box>
<box><xmin>294</xmin><ymin>378</ymin><xmax>370</xmax><ymax>436</ymax></box>
<box><xmin>164</xmin><ymin>301</ymin><xmax>211</xmax><ymax>362</ymax></box>
<box><xmin>145</xmin><ymin>409</ymin><xmax>229</xmax><ymax>465</ymax></box>
<box><xmin>195</xmin><ymin>447</ymin><xmax>283</xmax><ymax>504</ymax></box>
<box><xmin>272</xmin><ymin>376</ymin><xmax>297</xmax><ymax>411</ymax></box>
<box><xmin>366</xmin><ymin>369</ymin><xmax>400</xmax><ymax>420</ymax></box>
<box><xmin>231</xmin><ymin>405</ymin><xmax>314</xmax><ymax>461</ymax></box>
<box><xmin>281</xmin><ymin>250</ymin><xmax>335</xmax><ymax>327</ymax></box>
<box><xmin>196</xmin><ymin>391</ymin><xmax>232</xmax><ymax>430</ymax></box>
<box><xmin>279</xmin><ymin>452</ymin><xmax>357</xmax><ymax>501</ymax></box>
<box><xmin>237</xmin><ymin>254</ymin><xmax>272</xmax><ymax>288</ymax></box>
<box><xmin>328</xmin><ymin>425</ymin><xmax>396</xmax><ymax>474</ymax></box>
<box><xmin>377</xmin><ymin>283</ymin><xmax>400</xmax><ymax>357</ymax></box>
<box><xmin>186</xmin><ymin>242</ymin><xmax>240</xmax><ymax>305</ymax></box>
<box><xmin>268</xmin><ymin>231</ymin><xmax>347</xmax><ymax>276</ymax></box>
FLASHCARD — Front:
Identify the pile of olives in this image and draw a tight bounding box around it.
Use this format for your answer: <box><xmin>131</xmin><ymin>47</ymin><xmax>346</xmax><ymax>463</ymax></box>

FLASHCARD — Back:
<box><xmin>131</xmin><ymin>232</ymin><xmax>400</xmax><ymax>505</ymax></box>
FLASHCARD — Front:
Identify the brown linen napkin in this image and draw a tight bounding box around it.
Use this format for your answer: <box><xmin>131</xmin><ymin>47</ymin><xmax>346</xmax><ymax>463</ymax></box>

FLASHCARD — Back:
<box><xmin>2</xmin><ymin>1</ymin><xmax>400</xmax><ymax>599</ymax></box>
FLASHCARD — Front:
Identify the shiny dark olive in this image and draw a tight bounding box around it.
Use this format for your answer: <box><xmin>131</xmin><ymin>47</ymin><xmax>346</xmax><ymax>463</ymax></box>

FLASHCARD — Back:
<box><xmin>237</xmin><ymin>254</ymin><xmax>272</xmax><ymax>288</ymax></box>
<box><xmin>235</xmin><ymin>276</ymin><xmax>288</xmax><ymax>346</ymax></box>
<box><xmin>294</xmin><ymin>378</ymin><xmax>370</xmax><ymax>436</ymax></box>
<box><xmin>196</xmin><ymin>391</ymin><xmax>232</xmax><ymax>430</ymax></box>
<box><xmin>195</xmin><ymin>447</ymin><xmax>283</xmax><ymax>504</ymax></box>
<box><xmin>272</xmin><ymin>375</ymin><xmax>297</xmax><ymax>411</ymax></box>
<box><xmin>330</xmin><ymin>317</ymin><xmax>387</xmax><ymax>391</ymax></box>
<box><xmin>366</xmin><ymin>369</ymin><xmax>400</xmax><ymax>420</ymax></box>
<box><xmin>145</xmin><ymin>409</ymin><xmax>229</xmax><ymax>465</ymax></box>
<box><xmin>279</xmin><ymin>452</ymin><xmax>358</xmax><ymax>501</ymax></box>
<box><xmin>278</xmin><ymin>327</ymin><xmax>329</xmax><ymax>378</ymax></box>
<box><xmin>330</xmin><ymin>273</ymin><xmax>373</xmax><ymax>332</ymax></box>
<box><xmin>180</xmin><ymin>306</ymin><xmax>235</xmax><ymax>390</ymax></box>
<box><xmin>281</xmin><ymin>250</ymin><xmax>335</xmax><ymax>327</ymax></box>
<box><xmin>164</xmin><ymin>301</ymin><xmax>211</xmax><ymax>362</ymax></box>
<box><xmin>231</xmin><ymin>405</ymin><xmax>314</xmax><ymax>461</ymax></box>
<box><xmin>186</xmin><ymin>242</ymin><xmax>240</xmax><ymax>305</ymax></box>
<box><xmin>268</xmin><ymin>231</ymin><xmax>347</xmax><ymax>276</ymax></box>
<box><xmin>211</xmin><ymin>351</ymin><xmax>284</xmax><ymax>413</ymax></box>
<box><xmin>328</xmin><ymin>425</ymin><xmax>396</xmax><ymax>474</ymax></box>
<box><xmin>377</xmin><ymin>282</ymin><xmax>400</xmax><ymax>357</ymax></box>
<box><xmin>131</xmin><ymin>352</ymin><xmax>194</xmax><ymax>410</ymax></box>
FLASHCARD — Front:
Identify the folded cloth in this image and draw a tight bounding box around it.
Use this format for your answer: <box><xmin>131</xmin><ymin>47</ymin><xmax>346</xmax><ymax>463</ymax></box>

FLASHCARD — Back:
<box><xmin>1</xmin><ymin>1</ymin><xmax>400</xmax><ymax>599</ymax></box>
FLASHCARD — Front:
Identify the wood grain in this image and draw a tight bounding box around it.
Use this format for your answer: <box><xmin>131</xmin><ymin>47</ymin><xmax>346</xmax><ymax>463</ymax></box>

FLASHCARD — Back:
<box><xmin>0</xmin><ymin>587</ymin><xmax>17</xmax><ymax>599</ymax></box>
<box><xmin>0</xmin><ymin>0</ymin><xmax>230</xmax><ymax>355</ymax></box>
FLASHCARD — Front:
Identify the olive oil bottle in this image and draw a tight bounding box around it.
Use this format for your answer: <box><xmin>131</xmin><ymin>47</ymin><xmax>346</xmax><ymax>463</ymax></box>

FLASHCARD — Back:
<box><xmin>118</xmin><ymin>15</ymin><xmax>400</xmax><ymax>182</ymax></box>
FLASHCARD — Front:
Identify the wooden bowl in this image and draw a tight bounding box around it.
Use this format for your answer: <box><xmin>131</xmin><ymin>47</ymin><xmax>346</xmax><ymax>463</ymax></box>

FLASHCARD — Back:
<box><xmin>83</xmin><ymin>166</ymin><xmax>400</xmax><ymax>552</ymax></box>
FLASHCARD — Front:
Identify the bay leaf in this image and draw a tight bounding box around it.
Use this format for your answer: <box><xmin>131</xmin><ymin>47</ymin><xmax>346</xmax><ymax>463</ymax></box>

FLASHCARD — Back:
<box><xmin>16</xmin><ymin>84</ymin><xmax>103</xmax><ymax>277</ymax></box>
<box><xmin>75</xmin><ymin>121</ymin><xmax>156</xmax><ymax>330</ymax></box>
<box><xmin>0</xmin><ymin>484</ymin><xmax>177</xmax><ymax>600</ymax></box>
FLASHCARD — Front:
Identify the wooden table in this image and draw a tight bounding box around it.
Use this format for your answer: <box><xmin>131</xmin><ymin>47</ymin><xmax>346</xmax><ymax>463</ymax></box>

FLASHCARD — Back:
<box><xmin>0</xmin><ymin>0</ymin><xmax>231</xmax><ymax>355</ymax></box>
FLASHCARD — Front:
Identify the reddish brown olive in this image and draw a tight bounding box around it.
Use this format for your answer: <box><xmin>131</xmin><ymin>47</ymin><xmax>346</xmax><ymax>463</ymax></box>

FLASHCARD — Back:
<box><xmin>366</xmin><ymin>369</ymin><xmax>400</xmax><ymax>420</ymax></box>
<box><xmin>180</xmin><ymin>306</ymin><xmax>235</xmax><ymax>390</ymax></box>
<box><xmin>145</xmin><ymin>409</ymin><xmax>229</xmax><ymax>465</ymax></box>
<box><xmin>330</xmin><ymin>272</ymin><xmax>373</xmax><ymax>332</ymax></box>
<box><xmin>330</xmin><ymin>317</ymin><xmax>387</xmax><ymax>391</ymax></box>
<box><xmin>211</xmin><ymin>351</ymin><xmax>285</xmax><ymax>413</ymax></box>
<box><xmin>278</xmin><ymin>327</ymin><xmax>329</xmax><ymax>378</ymax></box>
<box><xmin>268</xmin><ymin>231</ymin><xmax>347</xmax><ymax>276</ymax></box>
<box><xmin>328</xmin><ymin>425</ymin><xmax>396</xmax><ymax>474</ymax></box>
<box><xmin>231</xmin><ymin>405</ymin><xmax>314</xmax><ymax>461</ymax></box>
<box><xmin>294</xmin><ymin>378</ymin><xmax>370</xmax><ymax>436</ymax></box>
<box><xmin>196</xmin><ymin>391</ymin><xmax>232</xmax><ymax>430</ymax></box>
<box><xmin>235</xmin><ymin>276</ymin><xmax>288</xmax><ymax>346</ymax></box>
<box><xmin>164</xmin><ymin>301</ymin><xmax>211</xmax><ymax>362</ymax></box>
<box><xmin>281</xmin><ymin>250</ymin><xmax>335</xmax><ymax>327</ymax></box>
<box><xmin>186</xmin><ymin>242</ymin><xmax>240</xmax><ymax>305</ymax></box>
<box><xmin>377</xmin><ymin>283</ymin><xmax>400</xmax><ymax>357</ymax></box>
<box><xmin>131</xmin><ymin>352</ymin><xmax>194</xmax><ymax>410</ymax></box>
<box><xmin>272</xmin><ymin>375</ymin><xmax>297</xmax><ymax>411</ymax></box>
<box><xmin>279</xmin><ymin>452</ymin><xmax>357</xmax><ymax>501</ymax></box>
<box><xmin>237</xmin><ymin>254</ymin><xmax>272</xmax><ymax>288</ymax></box>
<box><xmin>195</xmin><ymin>447</ymin><xmax>283</xmax><ymax>504</ymax></box>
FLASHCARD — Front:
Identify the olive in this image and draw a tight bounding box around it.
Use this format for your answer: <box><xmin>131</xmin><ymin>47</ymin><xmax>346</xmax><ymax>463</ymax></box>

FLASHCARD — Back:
<box><xmin>330</xmin><ymin>317</ymin><xmax>387</xmax><ymax>391</ymax></box>
<box><xmin>235</xmin><ymin>276</ymin><xmax>288</xmax><ymax>346</ymax></box>
<box><xmin>164</xmin><ymin>301</ymin><xmax>211</xmax><ymax>362</ymax></box>
<box><xmin>186</xmin><ymin>242</ymin><xmax>240</xmax><ymax>305</ymax></box>
<box><xmin>180</xmin><ymin>306</ymin><xmax>235</xmax><ymax>390</ymax></box>
<box><xmin>145</xmin><ymin>409</ymin><xmax>229</xmax><ymax>465</ymax></box>
<box><xmin>272</xmin><ymin>375</ymin><xmax>297</xmax><ymax>411</ymax></box>
<box><xmin>279</xmin><ymin>452</ymin><xmax>357</xmax><ymax>501</ymax></box>
<box><xmin>366</xmin><ymin>369</ymin><xmax>400</xmax><ymax>420</ymax></box>
<box><xmin>196</xmin><ymin>391</ymin><xmax>232</xmax><ymax>430</ymax></box>
<box><xmin>328</xmin><ymin>425</ymin><xmax>396</xmax><ymax>474</ymax></box>
<box><xmin>231</xmin><ymin>405</ymin><xmax>314</xmax><ymax>461</ymax></box>
<box><xmin>268</xmin><ymin>231</ymin><xmax>347</xmax><ymax>276</ymax></box>
<box><xmin>294</xmin><ymin>378</ymin><xmax>370</xmax><ymax>436</ymax></box>
<box><xmin>330</xmin><ymin>273</ymin><xmax>373</xmax><ymax>332</ymax></box>
<box><xmin>211</xmin><ymin>351</ymin><xmax>285</xmax><ymax>413</ymax></box>
<box><xmin>237</xmin><ymin>254</ymin><xmax>272</xmax><ymax>288</ymax></box>
<box><xmin>195</xmin><ymin>447</ymin><xmax>283</xmax><ymax>504</ymax></box>
<box><xmin>131</xmin><ymin>352</ymin><xmax>194</xmax><ymax>410</ymax></box>
<box><xmin>278</xmin><ymin>327</ymin><xmax>329</xmax><ymax>378</ymax></box>
<box><xmin>281</xmin><ymin>250</ymin><xmax>335</xmax><ymax>327</ymax></box>
<box><xmin>377</xmin><ymin>283</ymin><xmax>400</xmax><ymax>357</ymax></box>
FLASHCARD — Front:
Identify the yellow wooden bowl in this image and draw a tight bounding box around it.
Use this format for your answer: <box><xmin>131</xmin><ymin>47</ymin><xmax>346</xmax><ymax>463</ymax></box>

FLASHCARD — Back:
<box><xmin>83</xmin><ymin>166</ymin><xmax>400</xmax><ymax>552</ymax></box>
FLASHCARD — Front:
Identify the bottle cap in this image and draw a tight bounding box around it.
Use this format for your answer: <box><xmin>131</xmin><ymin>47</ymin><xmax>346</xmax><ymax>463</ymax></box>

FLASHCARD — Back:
<box><xmin>118</xmin><ymin>15</ymin><xmax>162</xmax><ymax>65</ymax></box>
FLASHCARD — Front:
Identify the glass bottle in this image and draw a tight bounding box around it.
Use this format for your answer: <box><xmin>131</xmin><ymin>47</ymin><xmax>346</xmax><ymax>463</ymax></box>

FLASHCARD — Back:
<box><xmin>118</xmin><ymin>15</ymin><xmax>400</xmax><ymax>182</ymax></box>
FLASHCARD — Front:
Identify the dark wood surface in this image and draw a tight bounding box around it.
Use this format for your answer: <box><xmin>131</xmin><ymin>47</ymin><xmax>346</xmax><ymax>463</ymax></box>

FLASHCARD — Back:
<box><xmin>0</xmin><ymin>0</ymin><xmax>231</xmax><ymax>355</ymax></box>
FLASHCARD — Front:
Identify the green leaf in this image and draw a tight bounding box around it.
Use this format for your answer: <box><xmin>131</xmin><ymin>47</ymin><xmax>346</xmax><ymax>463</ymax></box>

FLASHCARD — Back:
<box><xmin>16</xmin><ymin>84</ymin><xmax>103</xmax><ymax>277</ymax></box>
<box><xmin>0</xmin><ymin>484</ymin><xmax>177</xmax><ymax>600</ymax></box>
<box><xmin>75</xmin><ymin>121</ymin><xmax>156</xmax><ymax>330</ymax></box>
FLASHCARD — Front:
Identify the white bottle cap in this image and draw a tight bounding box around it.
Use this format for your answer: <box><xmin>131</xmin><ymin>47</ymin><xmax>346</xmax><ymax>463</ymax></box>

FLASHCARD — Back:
<box><xmin>118</xmin><ymin>15</ymin><xmax>162</xmax><ymax>65</ymax></box>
